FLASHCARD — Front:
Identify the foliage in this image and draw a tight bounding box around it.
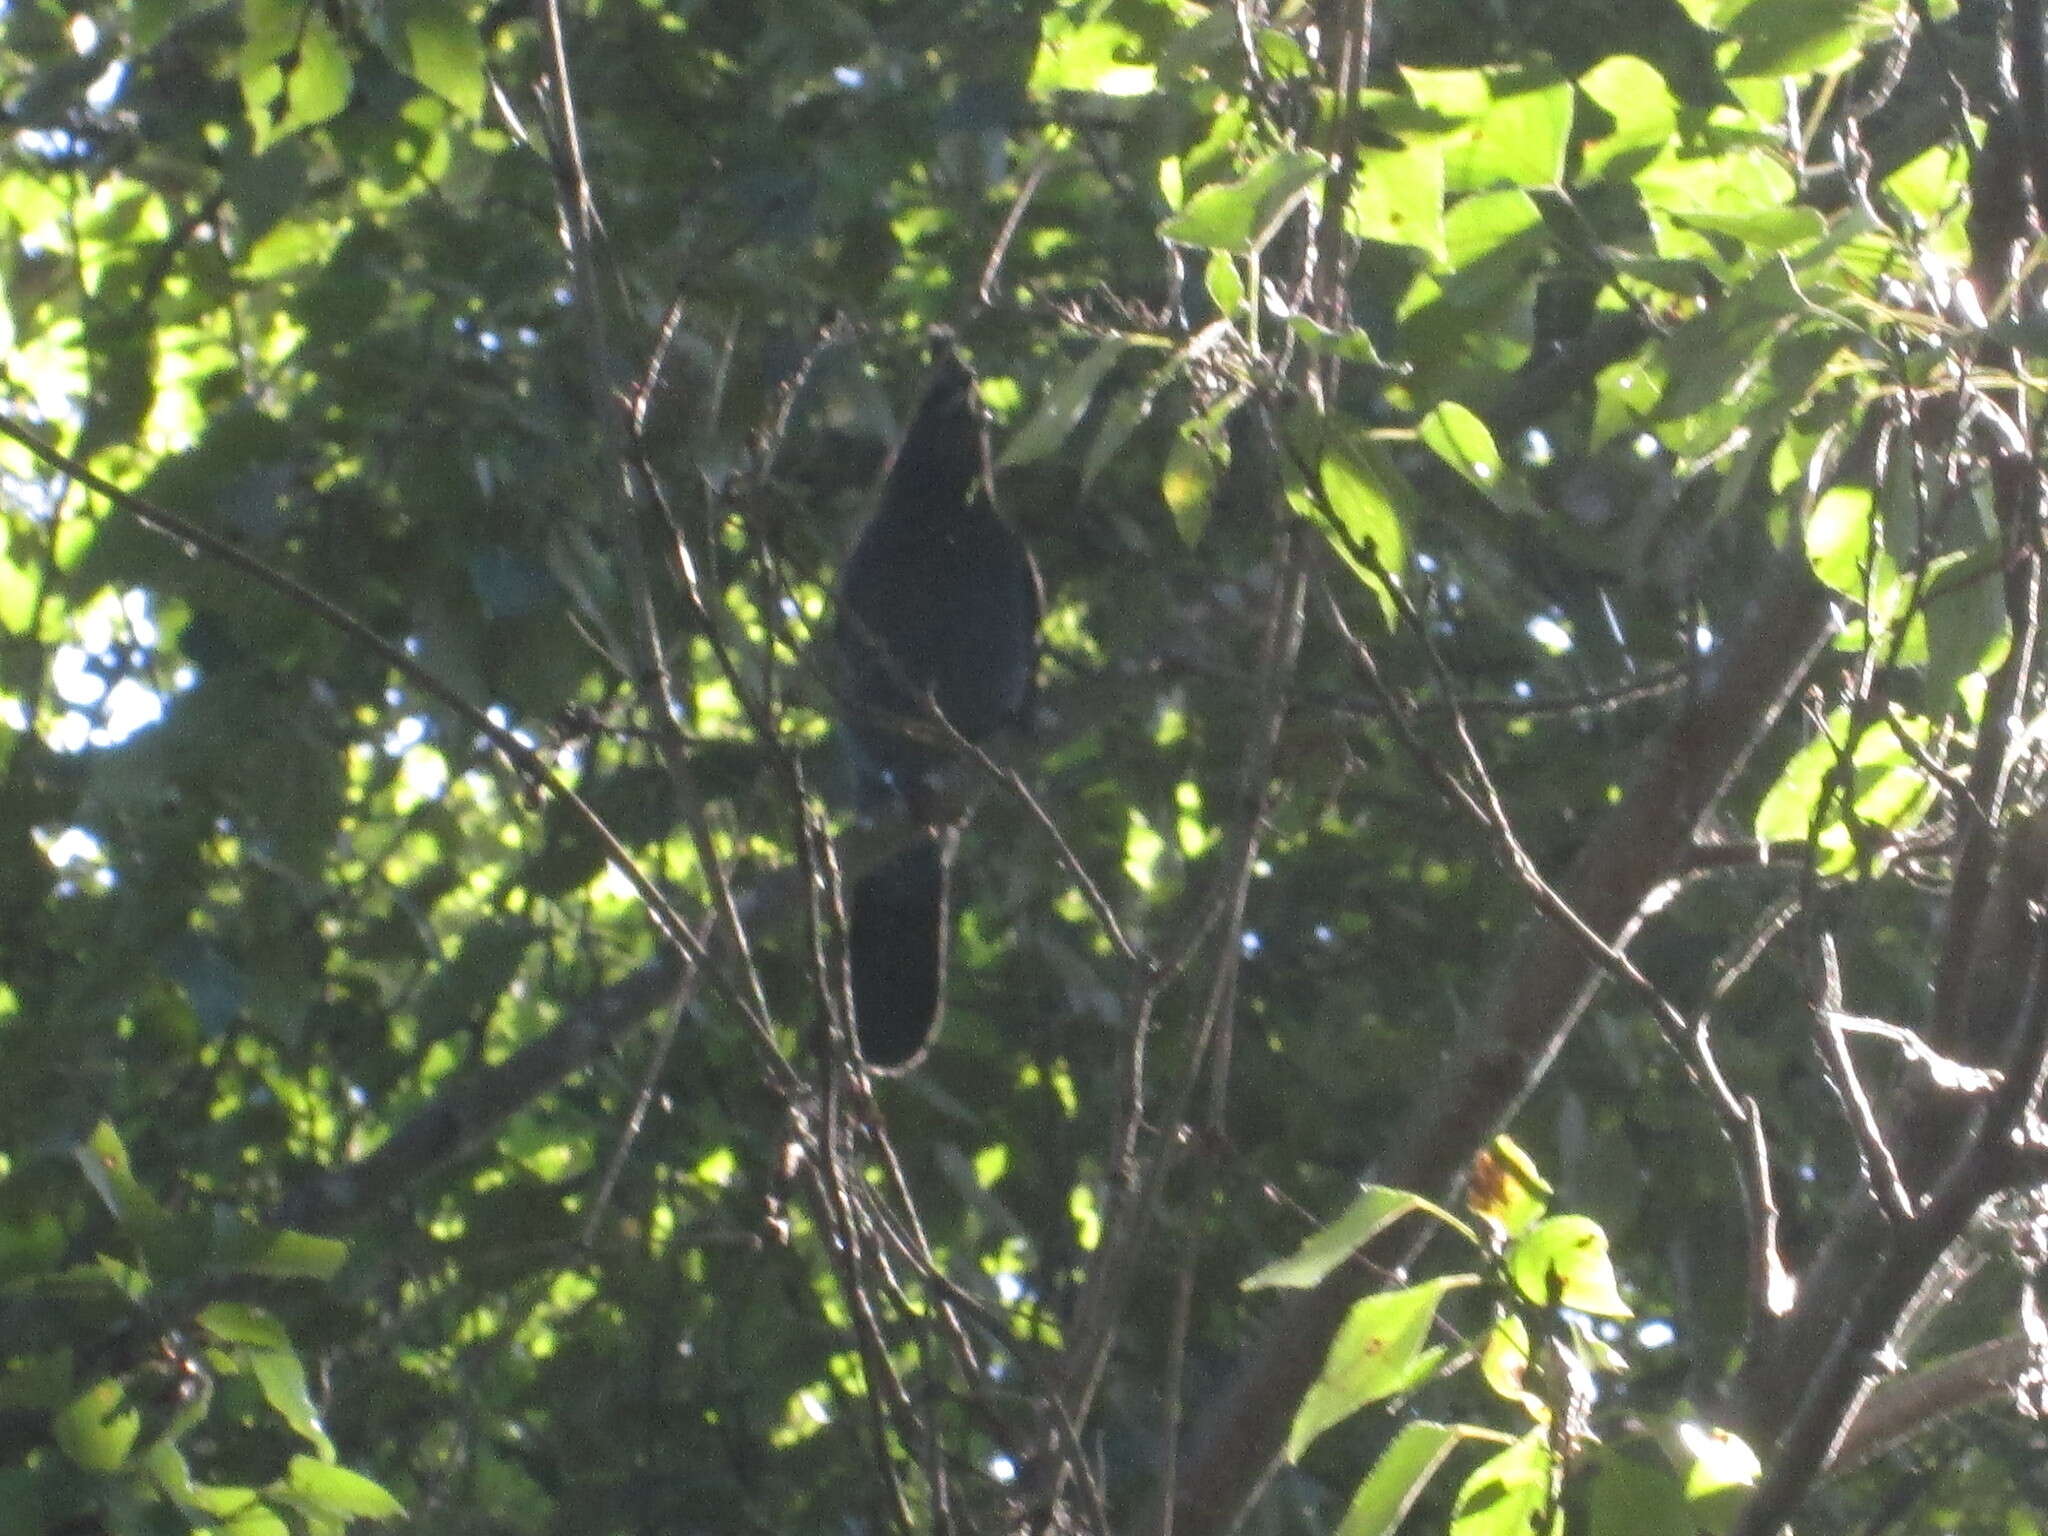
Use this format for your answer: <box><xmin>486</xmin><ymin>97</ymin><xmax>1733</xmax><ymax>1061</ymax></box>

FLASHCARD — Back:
<box><xmin>6</xmin><ymin>0</ymin><xmax>2048</xmax><ymax>1532</ymax></box>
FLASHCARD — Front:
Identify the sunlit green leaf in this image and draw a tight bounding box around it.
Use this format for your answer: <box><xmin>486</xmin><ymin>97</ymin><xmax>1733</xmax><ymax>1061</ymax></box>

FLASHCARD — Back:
<box><xmin>1347</xmin><ymin>141</ymin><xmax>1447</xmax><ymax>258</ymax></box>
<box><xmin>1467</xmin><ymin>1135</ymin><xmax>1551</xmax><ymax>1238</ymax></box>
<box><xmin>53</xmin><ymin>1377</ymin><xmax>141</xmax><ymax>1472</ymax></box>
<box><xmin>1205</xmin><ymin>251</ymin><xmax>1245</xmax><ymax>316</ymax></box>
<box><xmin>395</xmin><ymin>0</ymin><xmax>485</xmax><ymax>117</ymax></box>
<box><xmin>1303</xmin><ymin>420</ymin><xmax>1416</xmax><ymax>625</ymax></box>
<box><xmin>200</xmin><ymin>1303</ymin><xmax>291</xmax><ymax>1349</ymax></box>
<box><xmin>1506</xmin><ymin>1215</ymin><xmax>1632</xmax><ymax>1317</ymax></box>
<box><xmin>1402</xmin><ymin>66</ymin><xmax>1491</xmax><ymax>118</ymax></box>
<box><xmin>1451</xmin><ymin>1430</ymin><xmax>1558</xmax><ymax>1536</ymax></box>
<box><xmin>211</xmin><ymin>1219</ymin><xmax>348</xmax><ymax>1281</ymax></box>
<box><xmin>1922</xmin><ymin>550</ymin><xmax>2010</xmax><ymax>709</ymax></box>
<box><xmin>1286</xmin><ymin>315</ymin><xmax>1388</xmax><ymax>365</ymax></box>
<box><xmin>1805</xmin><ymin>484</ymin><xmax>1879</xmax><ymax>598</ymax></box>
<box><xmin>1678</xmin><ymin>1420</ymin><xmax>1762</xmax><ymax>1498</ymax></box>
<box><xmin>1418</xmin><ymin>401</ymin><xmax>1505</xmax><ymax>498</ymax></box>
<box><xmin>1161</xmin><ymin>151</ymin><xmax>1329</xmax><ymax>254</ymax></box>
<box><xmin>240</xmin><ymin>0</ymin><xmax>355</xmax><ymax>147</ymax></box>
<box><xmin>74</xmin><ymin>1122</ymin><xmax>168</xmax><ymax>1236</ymax></box>
<box><xmin>1247</xmin><ymin>1184</ymin><xmax>1475</xmax><ymax>1291</ymax></box>
<box><xmin>1030</xmin><ymin>13</ymin><xmax>1157</xmax><ymax>97</ymax></box>
<box><xmin>1442</xmin><ymin>187</ymin><xmax>1542</xmax><ymax>267</ymax></box>
<box><xmin>1727</xmin><ymin>0</ymin><xmax>1881</xmax><ymax>78</ymax></box>
<box><xmin>1448</xmin><ymin>79</ymin><xmax>1572</xmax><ymax>191</ymax></box>
<box><xmin>285</xmin><ymin>1455</ymin><xmax>407</xmax><ymax>1518</ymax></box>
<box><xmin>1577</xmin><ymin>56</ymin><xmax>1678</xmax><ymax>180</ymax></box>
<box><xmin>249</xmin><ymin>1347</ymin><xmax>336</xmax><ymax>1459</ymax></box>
<box><xmin>1336</xmin><ymin>1420</ymin><xmax>1474</xmax><ymax>1536</ymax></box>
<box><xmin>1754</xmin><ymin>708</ymin><xmax>1939</xmax><ymax>873</ymax></box>
<box><xmin>1288</xmin><ymin>1277</ymin><xmax>1470</xmax><ymax>1459</ymax></box>
<box><xmin>1479</xmin><ymin>1315</ymin><xmax>1541</xmax><ymax>1414</ymax></box>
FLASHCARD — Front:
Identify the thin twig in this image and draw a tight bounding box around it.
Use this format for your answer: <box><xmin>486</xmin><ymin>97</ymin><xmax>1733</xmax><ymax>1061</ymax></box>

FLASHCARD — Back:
<box><xmin>1815</xmin><ymin>933</ymin><xmax>1919</xmax><ymax>1223</ymax></box>
<box><xmin>980</xmin><ymin>143</ymin><xmax>1057</xmax><ymax>308</ymax></box>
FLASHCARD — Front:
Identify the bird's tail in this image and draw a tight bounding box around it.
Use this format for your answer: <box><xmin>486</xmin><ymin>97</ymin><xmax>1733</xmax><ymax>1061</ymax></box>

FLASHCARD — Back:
<box><xmin>847</xmin><ymin>829</ymin><xmax>957</xmax><ymax>1070</ymax></box>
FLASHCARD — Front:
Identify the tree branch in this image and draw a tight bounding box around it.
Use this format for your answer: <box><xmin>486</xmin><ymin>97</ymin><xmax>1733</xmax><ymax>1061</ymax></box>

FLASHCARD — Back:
<box><xmin>1162</xmin><ymin>543</ymin><xmax>1833</xmax><ymax>1536</ymax></box>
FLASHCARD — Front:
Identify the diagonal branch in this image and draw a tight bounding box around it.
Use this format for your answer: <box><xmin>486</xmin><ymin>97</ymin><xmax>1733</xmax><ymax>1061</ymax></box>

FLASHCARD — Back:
<box><xmin>275</xmin><ymin>952</ymin><xmax>692</xmax><ymax>1231</ymax></box>
<box><xmin>1161</xmin><ymin>543</ymin><xmax>1833</xmax><ymax>1536</ymax></box>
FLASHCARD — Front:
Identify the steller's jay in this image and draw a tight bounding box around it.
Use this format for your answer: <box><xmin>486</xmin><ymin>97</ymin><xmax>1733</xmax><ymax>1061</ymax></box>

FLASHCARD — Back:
<box><xmin>833</xmin><ymin>341</ymin><xmax>1042</xmax><ymax>1069</ymax></box>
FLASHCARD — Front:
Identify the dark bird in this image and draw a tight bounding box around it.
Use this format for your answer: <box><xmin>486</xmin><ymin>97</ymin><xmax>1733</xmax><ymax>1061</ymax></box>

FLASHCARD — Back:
<box><xmin>833</xmin><ymin>341</ymin><xmax>1042</xmax><ymax>1069</ymax></box>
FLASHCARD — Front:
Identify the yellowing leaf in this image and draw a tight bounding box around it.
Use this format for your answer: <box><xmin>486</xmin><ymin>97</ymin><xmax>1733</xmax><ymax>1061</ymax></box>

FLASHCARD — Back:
<box><xmin>1507</xmin><ymin>1215</ymin><xmax>1632</xmax><ymax>1318</ymax></box>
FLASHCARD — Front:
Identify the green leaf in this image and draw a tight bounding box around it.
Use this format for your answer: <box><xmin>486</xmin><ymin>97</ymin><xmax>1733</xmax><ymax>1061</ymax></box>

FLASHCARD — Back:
<box><xmin>1801</xmin><ymin>477</ymin><xmax>1918</xmax><ymax>651</ymax></box>
<box><xmin>1303</xmin><ymin>420</ymin><xmax>1416</xmax><ymax>625</ymax></box>
<box><xmin>285</xmin><ymin>1455</ymin><xmax>407</xmax><ymax>1519</ymax></box>
<box><xmin>0</xmin><ymin>534</ymin><xmax>37</xmax><ymax>634</ymax></box>
<box><xmin>1922</xmin><ymin>551</ymin><xmax>2010</xmax><ymax>709</ymax></box>
<box><xmin>500</xmin><ymin>1117</ymin><xmax>595</xmax><ymax>1183</ymax></box>
<box><xmin>1449</xmin><ymin>79</ymin><xmax>1572</xmax><ymax>191</ymax></box>
<box><xmin>1347</xmin><ymin>141</ymin><xmax>1447</xmax><ymax>259</ymax></box>
<box><xmin>1205</xmin><ymin>251</ymin><xmax>1245</xmax><ymax>316</ymax></box>
<box><xmin>1161</xmin><ymin>433</ymin><xmax>1218</xmax><ymax>548</ymax></box>
<box><xmin>1577</xmin><ymin>56</ymin><xmax>1678</xmax><ymax>180</ymax></box>
<box><xmin>1679</xmin><ymin>1420</ymin><xmax>1762</xmax><ymax>1498</ymax></box>
<box><xmin>1285</xmin><ymin>315</ymin><xmax>1388</xmax><ymax>365</ymax></box>
<box><xmin>1467</xmin><ymin>1135</ymin><xmax>1552</xmax><ymax>1238</ymax></box>
<box><xmin>199</xmin><ymin>1302</ymin><xmax>292</xmax><ymax>1349</ymax></box>
<box><xmin>1669</xmin><ymin>1420</ymin><xmax>1762</xmax><ymax>1533</ymax></box>
<box><xmin>249</xmin><ymin>1346</ymin><xmax>336</xmax><ymax>1458</ymax></box>
<box><xmin>74</xmin><ymin>1121</ymin><xmax>168</xmax><ymax>1236</ymax></box>
<box><xmin>1442</xmin><ymin>187</ymin><xmax>1542</xmax><ymax>267</ymax></box>
<box><xmin>131</xmin><ymin>0</ymin><xmax>200</xmax><ymax>49</ymax></box>
<box><xmin>240</xmin><ymin>0</ymin><xmax>355</xmax><ymax>149</ymax></box>
<box><xmin>1246</xmin><ymin>1184</ymin><xmax>1474</xmax><ymax>1291</ymax></box>
<box><xmin>210</xmin><ymin>1217</ymin><xmax>348</xmax><ymax>1281</ymax></box>
<box><xmin>183</xmin><ymin>1480</ymin><xmax>284</xmax><ymax>1523</ymax></box>
<box><xmin>1479</xmin><ymin>1315</ymin><xmax>1539</xmax><ymax>1412</ymax></box>
<box><xmin>1418</xmin><ymin>401</ymin><xmax>1506</xmax><ymax>500</ymax></box>
<box><xmin>1451</xmin><ymin>1430</ymin><xmax>1558</xmax><ymax>1536</ymax></box>
<box><xmin>1591</xmin><ymin>1448</ymin><xmax>1694</xmax><ymax>1536</ymax></box>
<box><xmin>53</xmin><ymin>1377</ymin><xmax>142</xmax><ymax>1472</ymax></box>
<box><xmin>396</xmin><ymin>0</ymin><xmax>485</xmax><ymax>117</ymax></box>
<box><xmin>1081</xmin><ymin>389</ymin><xmax>1154</xmax><ymax>490</ymax></box>
<box><xmin>1000</xmin><ymin>340</ymin><xmax>1129</xmax><ymax>468</ymax></box>
<box><xmin>1030</xmin><ymin>12</ymin><xmax>1156</xmax><ymax>97</ymax></box>
<box><xmin>1653</xmin><ymin>263</ymin><xmax>1803</xmax><ymax>426</ymax></box>
<box><xmin>0</xmin><ymin>1350</ymin><xmax>73</xmax><ymax>1413</ymax></box>
<box><xmin>1161</xmin><ymin>150</ymin><xmax>1329</xmax><ymax>254</ymax></box>
<box><xmin>1336</xmin><ymin>1420</ymin><xmax>1474</xmax><ymax>1536</ymax></box>
<box><xmin>1637</xmin><ymin>147</ymin><xmax>1798</xmax><ymax>267</ymax></box>
<box><xmin>1804</xmin><ymin>484</ymin><xmax>1879</xmax><ymax>598</ymax></box>
<box><xmin>1727</xmin><ymin>0</ymin><xmax>1878</xmax><ymax>78</ymax></box>
<box><xmin>1673</xmin><ymin>0</ymin><xmax>1760</xmax><ymax>24</ymax></box>
<box><xmin>144</xmin><ymin>1437</ymin><xmax>200</xmax><ymax>1501</ymax></box>
<box><xmin>1506</xmin><ymin>1214</ymin><xmax>1632</xmax><ymax>1317</ymax></box>
<box><xmin>1592</xmin><ymin>356</ymin><xmax>1663</xmax><ymax>449</ymax></box>
<box><xmin>1754</xmin><ymin>707</ymin><xmax>1938</xmax><ymax>873</ymax></box>
<box><xmin>1885</xmin><ymin>143</ymin><xmax>1969</xmax><ymax>228</ymax></box>
<box><xmin>1288</xmin><ymin>1277</ymin><xmax>1471</xmax><ymax>1459</ymax></box>
<box><xmin>1401</xmin><ymin>66</ymin><xmax>1491</xmax><ymax>118</ymax></box>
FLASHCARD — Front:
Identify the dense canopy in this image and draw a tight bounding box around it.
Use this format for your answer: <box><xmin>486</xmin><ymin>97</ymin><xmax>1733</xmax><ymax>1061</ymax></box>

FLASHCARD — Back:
<box><xmin>5</xmin><ymin>0</ymin><xmax>2048</xmax><ymax>1533</ymax></box>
